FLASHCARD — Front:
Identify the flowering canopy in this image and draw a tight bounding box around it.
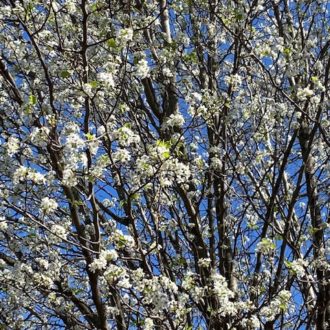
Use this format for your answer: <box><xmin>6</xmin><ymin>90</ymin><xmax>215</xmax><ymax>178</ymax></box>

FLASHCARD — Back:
<box><xmin>0</xmin><ymin>0</ymin><xmax>329</xmax><ymax>329</ymax></box>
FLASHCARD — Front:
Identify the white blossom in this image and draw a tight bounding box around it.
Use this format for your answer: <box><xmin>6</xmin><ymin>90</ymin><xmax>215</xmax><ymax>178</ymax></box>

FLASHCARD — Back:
<box><xmin>41</xmin><ymin>197</ymin><xmax>58</xmax><ymax>214</ymax></box>
<box><xmin>297</xmin><ymin>86</ymin><xmax>314</xmax><ymax>101</ymax></box>
<box><xmin>0</xmin><ymin>217</ymin><xmax>8</xmax><ymax>231</ymax></box>
<box><xmin>287</xmin><ymin>259</ymin><xmax>307</xmax><ymax>278</ymax></box>
<box><xmin>163</xmin><ymin>113</ymin><xmax>185</xmax><ymax>128</ymax></box>
<box><xmin>6</xmin><ymin>136</ymin><xmax>20</xmax><ymax>156</ymax></box>
<box><xmin>62</xmin><ymin>168</ymin><xmax>77</xmax><ymax>187</ymax></box>
<box><xmin>136</xmin><ymin>58</ymin><xmax>149</xmax><ymax>78</ymax></box>
<box><xmin>144</xmin><ymin>318</ymin><xmax>154</xmax><ymax>330</ymax></box>
<box><xmin>256</xmin><ymin>238</ymin><xmax>276</xmax><ymax>255</ymax></box>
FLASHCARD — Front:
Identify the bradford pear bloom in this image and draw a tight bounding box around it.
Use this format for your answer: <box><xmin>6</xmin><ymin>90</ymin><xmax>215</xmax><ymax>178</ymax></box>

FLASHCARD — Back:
<box><xmin>115</xmin><ymin>126</ymin><xmax>140</xmax><ymax>146</ymax></box>
<box><xmin>224</xmin><ymin>73</ymin><xmax>242</xmax><ymax>91</ymax></box>
<box><xmin>62</xmin><ymin>168</ymin><xmax>77</xmax><ymax>187</ymax></box>
<box><xmin>256</xmin><ymin>238</ymin><xmax>276</xmax><ymax>254</ymax></box>
<box><xmin>260</xmin><ymin>290</ymin><xmax>292</xmax><ymax>321</ymax></box>
<box><xmin>0</xmin><ymin>0</ymin><xmax>328</xmax><ymax>328</ymax></box>
<box><xmin>118</xmin><ymin>28</ymin><xmax>133</xmax><ymax>43</ymax></box>
<box><xmin>241</xmin><ymin>315</ymin><xmax>260</xmax><ymax>328</ymax></box>
<box><xmin>97</xmin><ymin>71</ymin><xmax>115</xmax><ymax>87</ymax></box>
<box><xmin>13</xmin><ymin>166</ymin><xmax>28</xmax><ymax>184</ymax></box>
<box><xmin>136</xmin><ymin>58</ymin><xmax>149</xmax><ymax>79</ymax></box>
<box><xmin>89</xmin><ymin>250</ymin><xmax>118</xmax><ymax>273</ymax></box>
<box><xmin>97</xmin><ymin>125</ymin><xmax>106</xmax><ymax>136</ymax></box>
<box><xmin>162</xmin><ymin>67</ymin><xmax>174</xmax><ymax>78</ymax></box>
<box><xmin>0</xmin><ymin>217</ymin><xmax>8</xmax><ymax>231</ymax></box>
<box><xmin>33</xmin><ymin>273</ymin><xmax>54</xmax><ymax>288</ymax></box>
<box><xmin>89</xmin><ymin>257</ymin><xmax>107</xmax><ymax>273</ymax></box>
<box><xmin>13</xmin><ymin>166</ymin><xmax>46</xmax><ymax>185</ymax></box>
<box><xmin>30</xmin><ymin>127</ymin><xmax>50</xmax><ymax>146</ymax></box>
<box><xmin>40</xmin><ymin>197</ymin><xmax>58</xmax><ymax>214</ymax></box>
<box><xmin>163</xmin><ymin>113</ymin><xmax>185</xmax><ymax>128</ymax></box>
<box><xmin>36</xmin><ymin>258</ymin><xmax>49</xmax><ymax>270</ymax></box>
<box><xmin>287</xmin><ymin>259</ymin><xmax>308</xmax><ymax>278</ymax></box>
<box><xmin>65</xmin><ymin>132</ymin><xmax>85</xmax><ymax>150</ymax></box>
<box><xmin>50</xmin><ymin>225</ymin><xmax>67</xmax><ymax>239</ymax></box>
<box><xmin>211</xmin><ymin>272</ymin><xmax>234</xmax><ymax>300</ymax></box>
<box><xmin>6</xmin><ymin>136</ymin><xmax>20</xmax><ymax>156</ymax></box>
<box><xmin>112</xmin><ymin>148</ymin><xmax>131</xmax><ymax>163</ymax></box>
<box><xmin>144</xmin><ymin>318</ymin><xmax>154</xmax><ymax>330</ymax></box>
<box><xmin>198</xmin><ymin>258</ymin><xmax>211</xmax><ymax>268</ymax></box>
<box><xmin>297</xmin><ymin>86</ymin><xmax>314</xmax><ymax>101</ymax></box>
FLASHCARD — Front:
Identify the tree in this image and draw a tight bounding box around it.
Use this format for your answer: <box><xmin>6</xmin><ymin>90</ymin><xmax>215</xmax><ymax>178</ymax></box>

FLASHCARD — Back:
<box><xmin>0</xmin><ymin>0</ymin><xmax>329</xmax><ymax>329</ymax></box>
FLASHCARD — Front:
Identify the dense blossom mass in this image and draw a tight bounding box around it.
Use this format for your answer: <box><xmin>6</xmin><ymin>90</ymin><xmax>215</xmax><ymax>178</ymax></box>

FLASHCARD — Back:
<box><xmin>0</xmin><ymin>0</ymin><xmax>329</xmax><ymax>329</ymax></box>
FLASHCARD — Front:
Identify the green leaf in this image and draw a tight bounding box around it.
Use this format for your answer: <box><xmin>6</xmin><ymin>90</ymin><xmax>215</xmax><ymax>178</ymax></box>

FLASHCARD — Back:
<box><xmin>131</xmin><ymin>193</ymin><xmax>139</xmax><ymax>201</ymax></box>
<box><xmin>107</xmin><ymin>38</ymin><xmax>117</xmax><ymax>48</ymax></box>
<box><xmin>29</xmin><ymin>95</ymin><xmax>37</xmax><ymax>105</ymax></box>
<box><xmin>89</xmin><ymin>80</ymin><xmax>99</xmax><ymax>88</ymax></box>
<box><xmin>234</xmin><ymin>9</ymin><xmax>244</xmax><ymax>21</ymax></box>
<box><xmin>311</xmin><ymin>76</ymin><xmax>319</xmax><ymax>83</ymax></box>
<box><xmin>60</xmin><ymin>70</ymin><xmax>70</xmax><ymax>78</ymax></box>
<box><xmin>283</xmin><ymin>47</ymin><xmax>291</xmax><ymax>58</ymax></box>
<box><xmin>85</xmin><ymin>132</ymin><xmax>95</xmax><ymax>141</ymax></box>
<box><xmin>284</xmin><ymin>260</ymin><xmax>292</xmax><ymax>268</ymax></box>
<box><xmin>163</xmin><ymin>151</ymin><xmax>170</xmax><ymax>159</ymax></box>
<box><xmin>156</xmin><ymin>140</ymin><xmax>171</xmax><ymax>149</ymax></box>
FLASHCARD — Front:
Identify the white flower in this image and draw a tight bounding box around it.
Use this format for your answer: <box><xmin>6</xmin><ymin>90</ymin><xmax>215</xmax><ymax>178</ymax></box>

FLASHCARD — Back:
<box><xmin>118</xmin><ymin>28</ymin><xmax>133</xmax><ymax>43</ymax></box>
<box><xmin>113</xmin><ymin>149</ymin><xmax>131</xmax><ymax>163</ymax></box>
<box><xmin>62</xmin><ymin>168</ymin><xmax>77</xmax><ymax>187</ymax></box>
<box><xmin>89</xmin><ymin>250</ymin><xmax>118</xmax><ymax>272</ymax></box>
<box><xmin>97</xmin><ymin>125</ymin><xmax>106</xmax><ymax>136</ymax></box>
<box><xmin>101</xmin><ymin>249</ymin><xmax>118</xmax><ymax>262</ymax></box>
<box><xmin>13</xmin><ymin>166</ymin><xmax>28</xmax><ymax>184</ymax></box>
<box><xmin>104</xmin><ymin>264</ymin><xmax>127</xmax><ymax>284</ymax></box>
<box><xmin>261</xmin><ymin>290</ymin><xmax>291</xmax><ymax>321</ymax></box>
<box><xmin>36</xmin><ymin>258</ymin><xmax>49</xmax><ymax>270</ymax></box>
<box><xmin>0</xmin><ymin>217</ymin><xmax>8</xmax><ymax>231</ymax></box>
<box><xmin>13</xmin><ymin>166</ymin><xmax>46</xmax><ymax>185</ymax></box>
<box><xmin>224</xmin><ymin>73</ymin><xmax>242</xmax><ymax>90</ymax></box>
<box><xmin>51</xmin><ymin>2</ymin><xmax>60</xmax><ymax>12</ymax></box>
<box><xmin>117</xmin><ymin>276</ymin><xmax>132</xmax><ymax>289</ymax></box>
<box><xmin>198</xmin><ymin>258</ymin><xmax>211</xmax><ymax>268</ymax></box>
<box><xmin>115</xmin><ymin>126</ymin><xmax>140</xmax><ymax>146</ymax></box>
<box><xmin>211</xmin><ymin>272</ymin><xmax>234</xmax><ymax>301</ymax></box>
<box><xmin>51</xmin><ymin>224</ymin><xmax>67</xmax><ymax>239</ymax></box>
<box><xmin>297</xmin><ymin>86</ymin><xmax>314</xmax><ymax>101</ymax></box>
<box><xmin>87</xmin><ymin>139</ymin><xmax>99</xmax><ymax>155</ymax></box>
<box><xmin>136</xmin><ymin>58</ymin><xmax>149</xmax><ymax>78</ymax></box>
<box><xmin>112</xmin><ymin>230</ymin><xmax>135</xmax><ymax>249</ymax></box>
<box><xmin>162</xmin><ymin>67</ymin><xmax>173</xmax><ymax>78</ymax></box>
<box><xmin>247</xmin><ymin>315</ymin><xmax>260</xmax><ymax>328</ymax></box>
<box><xmin>66</xmin><ymin>0</ymin><xmax>76</xmax><ymax>13</ymax></box>
<box><xmin>278</xmin><ymin>290</ymin><xmax>291</xmax><ymax>304</ymax></box>
<box><xmin>287</xmin><ymin>259</ymin><xmax>307</xmax><ymax>278</ymax></box>
<box><xmin>191</xmin><ymin>92</ymin><xmax>202</xmax><ymax>102</ymax></box>
<box><xmin>98</xmin><ymin>72</ymin><xmax>115</xmax><ymax>87</ymax></box>
<box><xmin>33</xmin><ymin>273</ymin><xmax>53</xmax><ymax>288</ymax></box>
<box><xmin>210</xmin><ymin>157</ymin><xmax>222</xmax><ymax>170</ymax></box>
<box><xmin>260</xmin><ymin>306</ymin><xmax>274</xmax><ymax>321</ymax></box>
<box><xmin>145</xmin><ymin>318</ymin><xmax>154</xmax><ymax>330</ymax></box>
<box><xmin>6</xmin><ymin>136</ymin><xmax>20</xmax><ymax>156</ymax></box>
<box><xmin>41</xmin><ymin>197</ymin><xmax>58</xmax><ymax>214</ymax></box>
<box><xmin>256</xmin><ymin>238</ymin><xmax>275</xmax><ymax>254</ymax></box>
<box><xmin>163</xmin><ymin>113</ymin><xmax>185</xmax><ymax>128</ymax></box>
<box><xmin>65</xmin><ymin>132</ymin><xmax>85</xmax><ymax>150</ymax></box>
<box><xmin>89</xmin><ymin>256</ymin><xmax>107</xmax><ymax>273</ymax></box>
<box><xmin>27</xmin><ymin>171</ymin><xmax>46</xmax><ymax>184</ymax></box>
<box><xmin>30</xmin><ymin>127</ymin><xmax>50</xmax><ymax>147</ymax></box>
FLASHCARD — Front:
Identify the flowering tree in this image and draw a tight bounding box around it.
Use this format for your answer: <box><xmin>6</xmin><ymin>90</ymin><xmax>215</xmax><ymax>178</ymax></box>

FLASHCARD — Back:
<box><xmin>0</xmin><ymin>0</ymin><xmax>329</xmax><ymax>329</ymax></box>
